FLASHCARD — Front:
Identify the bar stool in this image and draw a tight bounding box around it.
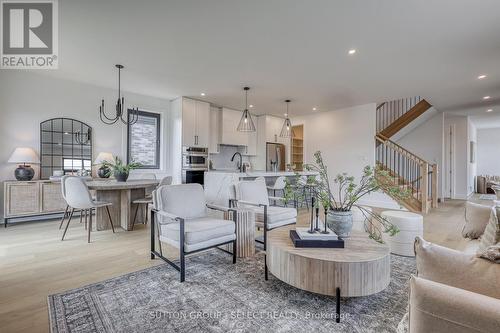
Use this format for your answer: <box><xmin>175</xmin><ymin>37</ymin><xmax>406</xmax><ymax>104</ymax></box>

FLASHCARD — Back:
<box><xmin>267</xmin><ymin>176</ymin><xmax>287</xmax><ymax>206</ymax></box>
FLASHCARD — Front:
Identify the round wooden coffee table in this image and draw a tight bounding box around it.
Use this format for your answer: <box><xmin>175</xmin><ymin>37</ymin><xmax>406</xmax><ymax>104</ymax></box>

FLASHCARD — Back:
<box><xmin>267</xmin><ymin>226</ymin><xmax>391</xmax><ymax>298</ymax></box>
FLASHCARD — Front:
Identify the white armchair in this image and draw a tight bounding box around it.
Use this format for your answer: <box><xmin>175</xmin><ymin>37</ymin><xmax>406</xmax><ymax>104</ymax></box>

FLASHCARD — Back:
<box><xmin>231</xmin><ymin>177</ymin><xmax>297</xmax><ymax>280</ymax></box>
<box><xmin>151</xmin><ymin>184</ymin><xmax>237</xmax><ymax>282</ymax></box>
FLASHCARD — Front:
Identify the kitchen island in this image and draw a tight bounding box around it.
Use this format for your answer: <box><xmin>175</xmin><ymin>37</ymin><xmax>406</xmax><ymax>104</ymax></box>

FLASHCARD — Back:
<box><xmin>204</xmin><ymin>170</ymin><xmax>318</xmax><ymax>206</ymax></box>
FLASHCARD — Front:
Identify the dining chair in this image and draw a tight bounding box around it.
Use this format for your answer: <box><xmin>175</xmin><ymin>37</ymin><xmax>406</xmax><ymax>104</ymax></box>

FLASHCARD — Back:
<box><xmin>58</xmin><ymin>176</ymin><xmax>88</xmax><ymax>230</ymax></box>
<box><xmin>231</xmin><ymin>177</ymin><xmax>297</xmax><ymax>280</ymax></box>
<box><xmin>61</xmin><ymin>176</ymin><xmax>115</xmax><ymax>243</ymax></box>
<box><xmin>132</xmin><ymin>176</ymin><xmax>172</xmax><ymax>230</ymax></box>
<box><xmin>151</xmin><ymin>183</ymin><xmax>237</xmax><ymax>282</ymax></box>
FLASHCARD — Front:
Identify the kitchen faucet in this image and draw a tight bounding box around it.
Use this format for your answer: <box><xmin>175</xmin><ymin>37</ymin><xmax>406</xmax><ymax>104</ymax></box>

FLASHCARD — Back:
<box><xmin>231</xmin><ymin>152</ymin><xmax>243</xmax><ymax>172</ymax></box>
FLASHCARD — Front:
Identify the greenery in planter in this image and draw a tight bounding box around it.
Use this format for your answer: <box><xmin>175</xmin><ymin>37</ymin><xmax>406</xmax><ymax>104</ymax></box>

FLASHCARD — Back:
<box><xmin>101</xmin><ymin>157</ymin><xmax>141</xmax><ymax>180</ymax></box>
<box><xmin>286</xmin><ymin>151</ymin><xmax>410</xmax><ymax>243</ymax></box>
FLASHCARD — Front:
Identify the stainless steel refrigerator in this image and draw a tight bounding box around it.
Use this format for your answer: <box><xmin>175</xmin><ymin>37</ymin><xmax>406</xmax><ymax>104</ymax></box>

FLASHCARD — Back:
<box><xmin>266</xmin><ymin>142</ymin><xmax>286</xmax><ymax>171</ymax></box>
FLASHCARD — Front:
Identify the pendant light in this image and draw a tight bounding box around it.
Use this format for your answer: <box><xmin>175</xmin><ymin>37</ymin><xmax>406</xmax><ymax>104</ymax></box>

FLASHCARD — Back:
<box><xmin>99</xmin><ymin>64</ymin><xmax>139</xmax><ymax>125</ymax></box>
<box><xmin>237</xmin><ymin>87</ymin><xmax>256</xmax><ymax>132</ymax></box>
<box><xmin>280</xmin><ymin>99</ymin><xmax>294</xmax><ymax>138</ymax></box>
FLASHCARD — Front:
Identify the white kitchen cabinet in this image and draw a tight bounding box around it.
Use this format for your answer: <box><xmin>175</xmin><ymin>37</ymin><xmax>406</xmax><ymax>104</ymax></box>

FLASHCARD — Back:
<box><xmin>209</xmin><ymin>106</ymin><xmax>222</xmax><ymax>153</ymax></box>
<box><xmin>221</xmin><ymin>108</ymin><xmax>248</xmax><ymax>146</ymax></box>
<box><xmin>182</xmin><ymin>98</ymin><xmax>210</xmax><ymax>147</ymax></box>
<box><xmin>243</xmin><ymin>121</ymin><xmax>258</xmax><ymax>156</ymax></box>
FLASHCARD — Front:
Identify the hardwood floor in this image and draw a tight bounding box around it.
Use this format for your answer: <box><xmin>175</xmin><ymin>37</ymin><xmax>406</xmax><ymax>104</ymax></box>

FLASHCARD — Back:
<box><xmin>0</xmin><ymin>198</ymin><xmax>485</xmax><ymax>332</ymax></box>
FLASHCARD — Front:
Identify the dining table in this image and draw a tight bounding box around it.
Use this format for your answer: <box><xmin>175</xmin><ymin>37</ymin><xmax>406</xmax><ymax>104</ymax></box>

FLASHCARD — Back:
<box><xmin>86</xmin><ymin>179</ymin><xmax>159</xmax><ymax>231</ymax></box>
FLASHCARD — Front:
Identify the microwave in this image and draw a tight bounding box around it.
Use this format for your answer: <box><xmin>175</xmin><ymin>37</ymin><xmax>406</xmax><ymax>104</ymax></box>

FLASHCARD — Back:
<box><xmin>182</xmin><ymin>146</ymin><xmax>208</xmax><ymax>170</ymax></box>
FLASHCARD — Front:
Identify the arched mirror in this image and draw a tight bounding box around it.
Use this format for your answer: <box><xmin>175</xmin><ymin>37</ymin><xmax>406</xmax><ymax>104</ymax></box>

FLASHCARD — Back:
<box><xmin>40</xmin><ymin>118</ymin><xmax>93</xmax><ymax>179</ymax></box>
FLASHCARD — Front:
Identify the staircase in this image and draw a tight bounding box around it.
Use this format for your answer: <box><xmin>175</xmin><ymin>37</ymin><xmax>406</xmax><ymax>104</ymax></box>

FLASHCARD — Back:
<box><xmin>375</xmin><ymin>97</ymin><xmax>437</xmax><ymax>214</ymax></box>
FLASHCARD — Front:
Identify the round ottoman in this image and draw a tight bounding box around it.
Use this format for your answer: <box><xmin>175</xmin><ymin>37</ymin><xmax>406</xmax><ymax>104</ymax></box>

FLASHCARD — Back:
<box><xmin>381</xmin><ymin>210</ymin><xmax>423</xmax><ymax>256</ymax></box>
<box><xmin>351</xmin><ymin>206</ymin><xmax>372</xmax><ymax>232</ymax></box>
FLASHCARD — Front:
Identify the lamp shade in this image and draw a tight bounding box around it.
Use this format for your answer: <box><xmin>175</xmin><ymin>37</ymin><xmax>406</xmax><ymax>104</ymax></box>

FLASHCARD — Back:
<box><xmin>94</xmin><ymin>152</ymin><xmax>114</xmax><ymax>165</ymax></box>
<box><xmin>8</xmin><ymin>147</ymin><xmax>40</xmax><ymax>164</ymax></box>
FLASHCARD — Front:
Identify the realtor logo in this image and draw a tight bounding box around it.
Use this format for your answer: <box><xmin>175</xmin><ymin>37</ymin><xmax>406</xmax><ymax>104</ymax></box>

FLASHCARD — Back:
<box><xmin>1</xmin><ymin>0</ymin><xmax>58</xmax><ymax>69</ymax></box>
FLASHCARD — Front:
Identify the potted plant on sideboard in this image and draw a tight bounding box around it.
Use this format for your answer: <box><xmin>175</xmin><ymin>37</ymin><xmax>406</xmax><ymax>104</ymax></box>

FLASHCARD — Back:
<box><xmin>101</xmin><ymin>157</ymin><xmax>141</xmax><ymax>182</ymax></box>
<box><xmin>287</xmin><ymin>151</ymin><xmax>409</xmax><ymax>243</ymax></box>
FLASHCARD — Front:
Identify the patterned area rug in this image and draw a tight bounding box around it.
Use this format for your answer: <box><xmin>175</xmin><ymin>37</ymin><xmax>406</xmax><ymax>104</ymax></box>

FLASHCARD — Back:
<box><xmin>48</xmin><ymin>250</ymin><xmax>415</xmax><ymax>333</ymax></box>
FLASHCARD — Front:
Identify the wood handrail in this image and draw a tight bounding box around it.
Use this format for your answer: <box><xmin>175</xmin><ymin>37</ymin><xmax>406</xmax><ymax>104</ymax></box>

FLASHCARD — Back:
<box><xmin>375</xmin><ymin>134</ymin><xmax>430</xmax><ymax>165</ymax></box>
<box><xmin>376</xmin><ymin>102</ymin><xmax>386</xmax><ymax>110</ymax></box>
<box><xmin>379</xmin><ymin>99</ymin><xmax>432</xmax><ymax>139</ymax></box>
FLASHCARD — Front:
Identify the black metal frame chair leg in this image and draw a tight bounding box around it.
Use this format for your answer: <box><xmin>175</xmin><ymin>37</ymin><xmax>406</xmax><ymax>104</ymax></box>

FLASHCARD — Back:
<box><xmin>264</xmin><ymin>205</ymin><xmax>268</xmax><ymax>280</ymax></box>
<box><xmin>131</xmin><ymin>205</ymin><xmax>139</xmax><ymax>230</ymax></box>
<box><xmin>180</xmin><ymin>218</ymin><xmax>185</xmax><ymax>282</ymax></box>
<box><xmin>105</xmin><ymin>206</ymin><xmax>115</xmax><ymax>233</ymax></box>
<box><xmin>336</xmin><ymin>287</ymin><xmax>341</xmax><ymax>323</ymax></box>
<box><xmin>59</xmin><ymin>205</ymin><xmax>69</xmax><ymax>229</ymax></box>
<box><xmin>61</xmin><ymin>208</ymin><xmax>75</xmax><ymax>241</ymax></box>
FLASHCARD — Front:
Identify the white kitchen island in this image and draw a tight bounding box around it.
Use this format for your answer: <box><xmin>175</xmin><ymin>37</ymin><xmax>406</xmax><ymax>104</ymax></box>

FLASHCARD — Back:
<box><xmin>204</xmin><ymin>170</ymin><xmax>318</xmax><ymax>206</ymax></box>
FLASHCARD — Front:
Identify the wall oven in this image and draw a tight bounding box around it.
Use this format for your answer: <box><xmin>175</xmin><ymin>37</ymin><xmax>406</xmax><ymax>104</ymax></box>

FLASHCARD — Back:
<box><xmin>182</xmin><ymin>146</ymin><xmax>208</xmax><ymax>185</ymax></box>
<box><xmin>182</xmin><ymin>146</ymin><xmax>208</xmax><ymax>169</ymax></box>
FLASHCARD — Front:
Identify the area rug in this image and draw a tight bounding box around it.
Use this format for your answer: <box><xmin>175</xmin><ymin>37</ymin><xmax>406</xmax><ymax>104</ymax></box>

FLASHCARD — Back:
<box><xmin>479</xmin><ymin>194</ymin><xmax>497</xmax><ymax>200</ymax></box>
<box><xmin>48</xmin><ymin>251</ymin><xmax>415</xmax><ymax>333</ymax></box>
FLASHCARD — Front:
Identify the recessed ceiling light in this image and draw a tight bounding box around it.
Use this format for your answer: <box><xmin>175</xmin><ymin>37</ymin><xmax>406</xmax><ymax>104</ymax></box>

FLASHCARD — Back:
<box><xmin>249</xmin><ymin>104</ymin><xmax>253</xmax><ymax>108</ymax></box>
<box><xmin>487</xmin><ymin>109</ymin><xmax>493</xmax><ymax>112</ymax></box>
<box><xmin>200</xmin><ymin>92</ymin><xmax>206</xmax><ymax>96</ymax></box>
<box><xmin>348</xmin><ymin>49</ymin><xmax>356</xmax><ymax>55</ymax></box>
<box><xmin>477</xmin><ymin>74</ymin><xmax>487</xmax><ymax>80</ymax></box>
<box><xmin>483</xmin><ymin>96</ymin><xmax>491</xmax><ymax>100</ymax></box>
<box><xmin>312</xmin><ymin>107</ymin><xmax>317</xmax><ymax>111</ymax></box>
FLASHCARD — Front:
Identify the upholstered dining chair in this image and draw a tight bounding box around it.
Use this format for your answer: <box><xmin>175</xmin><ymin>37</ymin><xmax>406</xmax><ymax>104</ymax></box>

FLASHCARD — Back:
<box><xmin>151</xmin><ymin>183</ymin><xmax>237</xmax><ymax>282</ymax></box>
<box><xmin>61</xmin><ymin>176</ymin><xmax>115</xmax><ymax>243</ymax></box>
<box><xmin>132</xmin><ymin>176</ymin><xmax>172</xmax><ymax>229</ymax></box>
<box><xmin>267</xmin><ymin>176</ymin><xmax>287</xmax><ymax>206</ymax></box>
<box><xmin>231</xmin><ymin>177</ymin><xmax>297</xmax><ymax>280</ymax></box>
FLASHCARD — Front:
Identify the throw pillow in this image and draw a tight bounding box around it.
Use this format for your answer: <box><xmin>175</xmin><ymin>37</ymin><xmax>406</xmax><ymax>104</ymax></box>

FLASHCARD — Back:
<box><xmin>478</xmin><ymin>207</ymin><xmax>500</xmax><ymax>252</ymax></box>
<box><xmin>462</xmin><ymin>202</ymin><xmax>491</xmax><ymax>239</ymax></box>
<box><xmin>477</xmin><ymin>243</ymin><xmax>500</xmax><ymax>264</ymax></box>
<box><xmin>414</xmin><ymin>237</ymin><xmax>500</xmax><ymax>299</ymax></box>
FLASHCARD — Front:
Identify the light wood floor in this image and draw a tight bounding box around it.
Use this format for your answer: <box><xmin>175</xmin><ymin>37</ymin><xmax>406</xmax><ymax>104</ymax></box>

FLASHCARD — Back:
<box><xmin>0</xmin><ymin>198</ymin><xmax>486</xmax><ymax>333</ymax></box>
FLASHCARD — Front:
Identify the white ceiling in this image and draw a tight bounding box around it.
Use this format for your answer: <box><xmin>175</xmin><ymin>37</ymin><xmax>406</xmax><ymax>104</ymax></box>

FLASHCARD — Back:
<box><xmin>40</xmin><ymin>0</ymin><xmax>500</xmax><ymax>117</ymax></box>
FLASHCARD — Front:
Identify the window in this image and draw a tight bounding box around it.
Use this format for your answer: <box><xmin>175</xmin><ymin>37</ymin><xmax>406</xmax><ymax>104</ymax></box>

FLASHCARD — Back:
<box><xmin>127</xmin><ymin>110</ymin><xmax>161</xmax><ymax>169</ymax></box>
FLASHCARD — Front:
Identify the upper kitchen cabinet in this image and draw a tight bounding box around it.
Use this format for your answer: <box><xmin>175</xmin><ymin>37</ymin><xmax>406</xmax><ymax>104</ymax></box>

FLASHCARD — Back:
<box><xmin>221</xmin><ymin>108</ymin><xmax>248</xmax><ymax>146</ymax></box>
<box><xmin>209</xmin><ymin>106</ymin><xmax>222</xmax><ymax>154</ymax></box>
<box><xmin>182</xmin><ymin>97</ymin><xmax>210</xmax><ymax>147</ymax></box>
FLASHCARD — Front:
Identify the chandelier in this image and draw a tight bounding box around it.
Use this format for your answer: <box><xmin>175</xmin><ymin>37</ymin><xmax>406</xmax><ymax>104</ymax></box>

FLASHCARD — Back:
<box><xmin>99</xmin><ymin>64</ymin><xmax>139</xmax><ymax>125</ymax></box>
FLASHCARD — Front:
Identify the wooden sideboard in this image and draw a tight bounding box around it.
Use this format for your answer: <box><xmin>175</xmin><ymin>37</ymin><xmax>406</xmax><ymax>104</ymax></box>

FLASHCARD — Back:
<box><xmin>3</xmin><ymin>180</ymin><xmax>66</xmax><ymax>227</ymax></box>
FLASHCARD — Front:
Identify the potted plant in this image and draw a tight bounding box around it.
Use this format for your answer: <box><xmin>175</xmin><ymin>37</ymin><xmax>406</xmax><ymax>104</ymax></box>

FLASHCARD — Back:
<box><xmin>101</xmin><ymin>157</ymin><xmax>141</xmax><ymax>182</ymax></box>
<box><xmin>286</xmin><ymin>151</ymin><xmax>409</xmax><ymax>243</ymax></box>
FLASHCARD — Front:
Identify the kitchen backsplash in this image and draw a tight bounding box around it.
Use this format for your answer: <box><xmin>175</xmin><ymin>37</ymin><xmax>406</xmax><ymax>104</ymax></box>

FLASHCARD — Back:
<box><xmin>209</xmin><ymin>145</ymin><xmax>250</xmax><ymax>170</ymax></box>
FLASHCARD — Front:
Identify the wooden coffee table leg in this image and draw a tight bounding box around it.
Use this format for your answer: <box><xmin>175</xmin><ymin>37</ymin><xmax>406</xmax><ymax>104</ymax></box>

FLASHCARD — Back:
<box><xmin>336</xmin><ymin>287</ymin><xmax>341</xmax><ymax>323</ymax></box>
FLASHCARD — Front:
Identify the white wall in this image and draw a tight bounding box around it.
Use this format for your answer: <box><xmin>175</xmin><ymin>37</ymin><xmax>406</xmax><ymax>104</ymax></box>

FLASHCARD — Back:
<box><xmin>395</xmin><ymin>112</ymin><xmax>445</xmax><ymax>199</ymax></box>
<box><xmin>292</xmin><ymin>103</ymin><xmax>399</xmax><ymax>209</ymax></box>
<box><xmin>0</xmin><ymin>71</ymin><xmax>171</xmax><ymax>218</ymax></box>
<box><xmin>477</xmin><ymin>128</ymin><xmax>500</xmax><ymax>176</ymax></box>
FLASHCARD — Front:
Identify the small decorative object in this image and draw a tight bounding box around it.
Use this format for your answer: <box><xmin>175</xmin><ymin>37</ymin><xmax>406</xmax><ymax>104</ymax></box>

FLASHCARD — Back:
<box><xmin>279</xmin><ymin>100</ymin><xmax>294</xmax><ymax>138</ymax></box>
<box><xmin>289</xmin><ymin>230</ymin><xmax>344</xmax><ymax>248</ymax></box>
<box><xmin>8</xmin><ymin>147</ymin><xmax>40</xmax><ymax>181</ymax></box>
<box><xmin>285</xmin><ymin>151</ymin><xmax>409</xmax><ymax>243</ymax></box>
<box><xmin>94</xmin><ymin>152</ymin><xmax>114</xmax><ymax>178</ymax></box>
<box><xmin>99</xmin><ymin>64</ymin><xmax>139</xmax><ymax>126</ymax></box>
<box><xmin>101</xmin><ymin>157</ymin><xmax>141</xmax><ymax>182</ymax></box>
<box><xmin>237</xmin><ymin>87</ymin><xmax>256</xmax><ymax>132</ymax></box>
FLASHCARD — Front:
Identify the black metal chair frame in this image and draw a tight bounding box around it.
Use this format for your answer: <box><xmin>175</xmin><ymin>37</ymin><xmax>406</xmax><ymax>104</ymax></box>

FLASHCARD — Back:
<box><xmin>150</xmin><ymin>205</ymin><xmax>237</xmax><ymax>282</ymax></box>
<box><xmin>229</xmin><ymin>198</ymin><xmax>296</xmax><ymax>281</ymax></box>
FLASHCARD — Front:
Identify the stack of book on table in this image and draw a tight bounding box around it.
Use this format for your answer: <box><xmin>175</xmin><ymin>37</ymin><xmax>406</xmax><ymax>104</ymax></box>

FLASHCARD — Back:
<box><xmin>290</xmin><ymin>223</ymin><xmax>345</xmax><ymax>248</ymax></box>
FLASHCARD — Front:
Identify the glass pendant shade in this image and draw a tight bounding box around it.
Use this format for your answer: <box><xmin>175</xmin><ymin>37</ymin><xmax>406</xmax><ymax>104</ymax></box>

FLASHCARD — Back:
<box><xmin>237</xmin><ymin>87</ymin><xmax>256</xmax><ymax>132</ymax></box>
<box><xmin>279</xmin><ymin>99</ymin><xmax>294</xmax><ymax>138</ymax></box>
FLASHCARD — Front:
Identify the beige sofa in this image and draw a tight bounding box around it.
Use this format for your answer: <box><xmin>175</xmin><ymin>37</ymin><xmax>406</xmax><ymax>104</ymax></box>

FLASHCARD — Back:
<box><xmin>407</xmin><ymin>230</ymin><xmax>500</xmax><ymax>332</ymax></box>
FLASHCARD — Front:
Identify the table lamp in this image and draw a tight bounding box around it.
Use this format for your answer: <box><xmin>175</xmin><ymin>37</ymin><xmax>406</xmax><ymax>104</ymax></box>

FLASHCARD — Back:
<box><xmin>8</xmin><ymin>147</ymin><xmax>40</xmax><ymax>181</ymax></box>
<box><xmin>94</xmin><ymin>152</ymin><xmax>114</xmax><ymax>178</ymax></box>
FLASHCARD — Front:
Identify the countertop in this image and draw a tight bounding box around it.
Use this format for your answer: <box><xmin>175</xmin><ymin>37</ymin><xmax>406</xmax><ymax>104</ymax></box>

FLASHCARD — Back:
<box><xmin>206</xmin><ymin>170</ymin><xmax>318</xmax><ymax>177</ymax></box>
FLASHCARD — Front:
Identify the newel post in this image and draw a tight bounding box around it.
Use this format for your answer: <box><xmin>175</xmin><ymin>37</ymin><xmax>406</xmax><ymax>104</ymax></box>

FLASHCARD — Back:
<box><xmin>420</xmin><ymin>163</ymin><xmax>429</xmax><ymax>213</ymax></box>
